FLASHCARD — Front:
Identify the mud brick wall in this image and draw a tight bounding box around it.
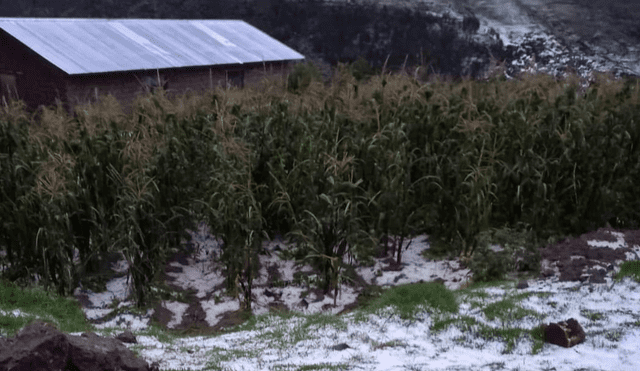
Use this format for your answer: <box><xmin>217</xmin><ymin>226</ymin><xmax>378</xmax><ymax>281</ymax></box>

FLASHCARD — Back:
<box><xmin>66</xmin><ymin>61</ymin><xmax>294</xmax><ymax>113</ymax></box>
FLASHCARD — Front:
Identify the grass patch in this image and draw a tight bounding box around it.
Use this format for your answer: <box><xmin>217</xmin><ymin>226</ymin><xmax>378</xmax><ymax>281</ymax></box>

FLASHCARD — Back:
<box><xmin>475</xmin><ymin>325</ymin><xmax>532</xmax><ymax>354</ymax></box>
<box><xmin>529</xmin><ymin>325</ymin><xmax>546</xmax><ymax>355</ymax></box>
<box><xmin>434</xmin><ymin>281</ymin><xmax>549</xmax><ymax>355</ymax></box>
<box><xmin>371</xmin><ymin>339</ymin><xmax>407</xmax><ymax>350</ymax></box>
<box><xmin>0</xmin><ymin>279</ymin><xmax>92</xmax><ymax>336</ymax></box>
<box><xmin>614</xmin><ymin>260</ymin><xmax>640</xmax><ymax>283</ymax></box>
<box><xmin>482</xmin><ymin>296</ymin><xmax>541</xmax><ymax>324</ymax></box>
<box><xmin>205</xmin><ymin>347</ymin><xmax>260</xmax><ymax>369</ymax></box>
<box><xmin>431</xmin><ymin>315</ymin><xmax>478</xmax><ymax>333</ymax></box>
<box><xmin>247</xmin><ymin>311</ymin><xmax>348</xmax><ymax>350</ymax></box>
<box><xmin>581</xmin><ymin>309</ymin><xmax>605</xmax><ymax>322</ymax></box>
<box><xmin>431</xmin><ymin>315</ymin><xmax>545</xmax><ymax>355</ymax></box>
<box><xmin>271</xmin><ymin>364</ymin><xmax>350</xmax><ymax>371</ymax></box>
<box><xmin>360</xmin><ymin>282</ymin><xmax>458</xmax><ymax>320</ymax></box>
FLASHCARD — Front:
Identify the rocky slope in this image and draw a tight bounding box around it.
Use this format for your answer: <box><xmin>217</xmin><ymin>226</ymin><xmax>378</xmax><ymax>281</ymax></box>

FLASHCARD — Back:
<box><xmin>348</xmin><ymin>0</ymin><xmax>640</xmax><ymax>82</ymax></box>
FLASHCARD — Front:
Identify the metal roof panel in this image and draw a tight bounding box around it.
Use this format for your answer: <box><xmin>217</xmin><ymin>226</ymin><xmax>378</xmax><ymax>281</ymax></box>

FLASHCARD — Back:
<box><xmin>0</xmin><ymin>18</ymin><xmax>304</xmax><ymax>75</ymax></box>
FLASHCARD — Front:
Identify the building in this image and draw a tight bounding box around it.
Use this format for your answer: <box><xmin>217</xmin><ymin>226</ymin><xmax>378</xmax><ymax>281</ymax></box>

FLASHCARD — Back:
<box><xmin>0</xmin><ymin>18</ymin><xmax>304</xmax><ymax>112</ymax></box>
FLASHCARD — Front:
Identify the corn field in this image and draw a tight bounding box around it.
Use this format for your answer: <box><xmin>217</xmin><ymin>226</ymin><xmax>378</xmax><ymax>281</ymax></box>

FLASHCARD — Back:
<box><xmin>1</xmin><ymin>64</ymin><xmax>639</xmax><ymax>309</ymax></box>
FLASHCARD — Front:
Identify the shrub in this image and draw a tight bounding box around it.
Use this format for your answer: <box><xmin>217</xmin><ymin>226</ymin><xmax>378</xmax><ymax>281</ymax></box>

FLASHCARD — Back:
<box><xmin>287</xmin><ymin>62</ymin><xmax>323</xmax><ymax>93</ymax></box>
<box><xmin>350</xmin><ymin>57</ymin><xmax>375</xmax><ymax>82</ymax></box>
<box><xmin>469</xmin><ymin>226</ymin><xmax>541</xmax><ymax>282</ymax></box>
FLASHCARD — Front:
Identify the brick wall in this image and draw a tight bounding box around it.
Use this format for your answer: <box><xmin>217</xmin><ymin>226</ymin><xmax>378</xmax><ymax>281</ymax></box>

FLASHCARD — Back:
<box><xmin>0</xmin><ymin>30</ymin><xmax>68</xmax><ymax>110</ymax></box>
<box><xmin>66</xmin><ymin>61</ymin><xmax>295</xmax><ymax>113</ymax></box>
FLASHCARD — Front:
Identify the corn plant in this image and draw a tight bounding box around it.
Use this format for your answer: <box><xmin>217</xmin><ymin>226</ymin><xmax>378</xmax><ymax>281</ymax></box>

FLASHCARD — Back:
<box><xmin>268</xmin><ymin>108</ymin><xmax>377</xmax><ymax>304</ymax></box>
<box><xmin>0</xmin><ymin>117</ymin><xmax>35</xmax><ymax>283</ymax></box>
<box><xmin>195</xmin><ymin>112</ymin><xmax>268</xmax><ymax>311</ymax></box>
<box><xmin>362</xmin><ymin>117</ymin><xmax>436</xmax><ymax>264</ymax></box>
<box><xmin>203</xmin><ymin>174</ymin><xmax>267</xmax><ymax>310</ymax></box>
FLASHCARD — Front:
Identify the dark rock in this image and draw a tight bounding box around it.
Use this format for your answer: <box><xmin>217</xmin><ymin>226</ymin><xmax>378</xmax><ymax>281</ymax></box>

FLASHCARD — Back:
<box><xmin>298</xmin><ymin>299</ymin><xmax>309</xmax><ymax>310</ymax></box>
<box><xmin>321</xmin><ymin>303</ymin><xmax>335</xmax><ymax>312</ymax></box>
<box><xmin>177</xmin><ymin>302</ymin><xmax>208</xmax><ymax>330</ymax></box>
<box><xmin>329</xmin><ymin>343</ymin><xmax>351</xmax><ymax>351</ymax></box>
<box><xmin>382</xmin><ymin>261</ymin><xmax>403</xmax><ymax>272</ymax></box>
<box><xmin>393</xmin><ymin>273</ymin><xmax>407</xmax><ymax>283</ymax></box>
<box><xmin>264</xmin><ymin>289</ymin><xmax>275</xmax><ymax>297</ymax></box>
<box><xmin>164</xmin><ymin>265</ymin><xmax>183</xmax><ymax>273</ymax></box>
<box><xmin>115</xmin><ymin>329</ymin><xmax>137</xmax><ymax>344</ymax></box>
<box><xmin>587</xmin><ymin>268</ymin><xmax>607</xmax><ymax>284</ymax></box>
<box><xmin>264</xmin><ymin>289</ymin><xmax>282</xmax><ymax>300</ymax></box>
<box><xmin>541</xmin><ymin>268</ymin><xmax>555</xmax><ymax>278</ymax></box>
<box><xmin>462</xmin><ymin>14</ymin><xmax>480</xmax><ymax>34</ymax></box>
<box><xmin>151</xmin><ymin>302</ymin><xmax>174</xmax><ymax>329</ymax></box>
<box><xmin>0</xmin><ymin>321</ymin><xmax>154</xmax><ymax>371</ymax></box>
<box><xmin>311</xmin><ymin>289</ymin><xmax>325</xmax><ymax>303</ymax></box>
<box><xmin>516</xmin><ymin>280</ymin><xmax>529</xmax><ymax>289</ymax></box>
<box><xmin>542</xmin><ymin>318</ymin><xmax>586</xmax><ymax>348</ymax></box>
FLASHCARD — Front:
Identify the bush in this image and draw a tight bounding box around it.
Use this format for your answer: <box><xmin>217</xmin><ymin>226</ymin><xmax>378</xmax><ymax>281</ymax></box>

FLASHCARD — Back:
<box><xmin>469</xmin><ymin>226</ymin><xmax>541</xmax><ymax>283</ymax></box>
<box><xmin>350</xmin><ymin>57</ymin><xmax>375</xmax><ymax>82</ymax></box>
<box><xmin>287</xmin><ymin>62</ymin><xmax>323</xmax><ymax>93</ymax></box>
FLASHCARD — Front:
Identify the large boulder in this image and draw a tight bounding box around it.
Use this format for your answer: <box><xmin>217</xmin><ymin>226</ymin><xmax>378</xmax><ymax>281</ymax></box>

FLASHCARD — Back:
<box><xmin>0</xmin><ymin>321</ymin><xmax>156</xmax><ymax>371</ymax></box>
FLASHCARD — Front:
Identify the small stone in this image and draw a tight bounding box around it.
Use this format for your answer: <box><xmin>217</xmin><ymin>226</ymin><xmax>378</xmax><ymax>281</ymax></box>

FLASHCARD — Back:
<box><xmin>393</xmin><ymin>273</ymin><xmax>407</xmax><ymax>283</ymax></box>
<box><xmin>321</xmin><ymin>303</ymin><xmax>335</xmax><ymax>312</ymax></box>
<box><xmin>516</xmin><ymin>280</ymin><xmax>529</xmax><ymax>289</ymax></box>
<box><xmin>115</xmin><ymin>329</ymin><xmax>137</xmax><ymax>344</ymax></box>
<box><xmin>330</xmin><ymin>343</ymin><xmax>351</xmax><ymax>351</ymax></box>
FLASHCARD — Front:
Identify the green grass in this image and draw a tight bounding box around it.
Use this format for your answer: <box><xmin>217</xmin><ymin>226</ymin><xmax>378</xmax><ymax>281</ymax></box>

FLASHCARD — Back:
<box><xmin>271</xmin><ymin>364</ymin><xmax>350</xmax><ymax>371</ymax></box>
<box><xmin>356</xmin><ymin>282</ymin><xmax>459</xmax><ymax>320</ymax></box>
<box><xmin>614</xmin><ymin>260</ymin><xmax>640</xmax><ymax>283</ymax></box>
<box><xmin>205</xmin><ymin>347</ymin><xmax>260</xmax><ymax>369</ymax></box>
<box><xmin>581</xmin><ymin>309</ymin><xmax>605</xmax><ymax>322</ymax></box>
<box><xmin>0</xmin><ymin>279</ymin><xmax>92</xmax><ymax>336</ymax></box>
<box><xmin>482</xmin><ymin>295</ymin><xmax>543</xmax><ymax>323</ymax></box>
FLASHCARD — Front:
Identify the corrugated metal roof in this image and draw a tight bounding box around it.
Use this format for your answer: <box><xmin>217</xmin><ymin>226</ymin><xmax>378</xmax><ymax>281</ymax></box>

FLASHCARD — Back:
<box><xmin>0</xmin><ymin>18</ymin><xmax>304</xmax><ymax>75</ymax></box>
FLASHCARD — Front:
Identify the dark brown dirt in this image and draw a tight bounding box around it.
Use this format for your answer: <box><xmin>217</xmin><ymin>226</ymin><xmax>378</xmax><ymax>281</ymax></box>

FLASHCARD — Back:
<box><xmin>539</xmin><ymin>227</ymin><xmax>640</xmax><ymax>283</ymax></box>
<box><xmin>151</xmin><ymin>303</ymin><xmax>174</xmax><ymax>329</ymax></box>
<box><xmin>176</xmin><ymin>302</ymin><xmax>208</xmax><ymax>330</ymax></box>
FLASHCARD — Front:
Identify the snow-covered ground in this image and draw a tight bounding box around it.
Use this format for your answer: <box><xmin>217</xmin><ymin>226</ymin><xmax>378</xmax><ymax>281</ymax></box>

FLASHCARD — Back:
<box><xmin>63</xmin><ymin>222</ymin><xmax>640</xmax><ymax>371</ymax></box>
<box><xmin>119</xmin><ymin>279</ymin><xmax>640</xmax><ymax>371</ymax></box>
